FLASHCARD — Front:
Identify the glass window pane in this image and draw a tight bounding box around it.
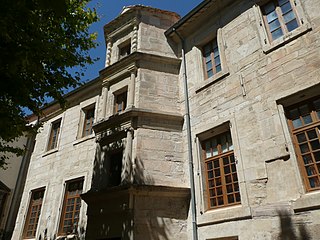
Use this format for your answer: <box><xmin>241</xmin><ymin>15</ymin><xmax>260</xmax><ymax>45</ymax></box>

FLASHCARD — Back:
<box><xmin>207</xmin><ymin>69</ymin><xmax>213</xmax><ymax>78</ymax></box>
<box><xmin>267</xmin><ymin>11</ymin><xmax>278</xmax><ymax>23</ymax></box>
<box><xmin>207</xmin><ymin>162</ymin><xmax>213</xmax><ymax>170</ymax></box>
<box><xmin>263</xmin><ymin>2</ymin><xmax>275</xmax><ymax>14</ymax></box>
<box><xmin>278</xmin><ymin>0</ymin><xmax>289</xmax><ymax>6</ymax></box>
<box><xmin>283</xmin><ymin>11</ymin><xmax>296</xmax><ymax>23</ymax></box>
<box><xmin>297</xmin><ymin>133</ymin><xmax>306</xmax><ymax>143</ymax></box>
<box><xmin>206</xmin><ymin>61</ymin><xmax>212</xmax><ymax>71</ymax></box>
<box><xmin>303</xmin><ymin>154</ymin><xmax>313</xmax><ymax>164</ymax></box>
<box><xmin>292</xmin><ymin>118</ymin><xmax>303</xmax><ymax>129</ymax></box>
<box><xmin>303</xmin><ymin>115</ymin><xmax>313</xmax><ymax>125</ymax></box>
<box><xmin>269</xmin><ymin>19</ymin><xmax>281</xmax><ymax>32</ymax></box>
<box><xmin>299</xmin><ymin>104</ymin><xmax>309</xmax><ymax>115</ymax></box>
<box><xmin>214</xmin><ymin>56</ymin><xmax>221</xmax><ymax>66</ymax></box>
<box><xmin>280</xmin><ymin>2</ymin><xmax>292</xmax><ymax>14</ymax></box>
<box><xmin>213</xmin><ymin>47</ymin><xmax>219</xmax><ymax>58</ymax></box>
<box><xmin>205</xmin><ymin>142</ymin><xmax>211</xmax><ymax>158</ymax></box>
<box><xmin>212</xmin><ymin>139</ymin><xmax>218</xmax><ymax>156</ymax></box>
<box><xmin>314</xmin><ymin>152</ymin><xmax>320</xmax><ymax>162</ymax></box>
<box><xmin>299</xmin><ymin>143</ymin><xmax>310</xmax><ymax>154</ymax></box>
<box><xmin>271</xmin><ymin>28</ymin><xmax>284</xmax><ymax>40</ymax></box>
<box><xmin>307</xmin><ymin>130</ymin><xmax>317</xmax><ymax>140</ymax></box>
<box><xmin>216</xmin><ymin>64</ymin><xmax>222</xmax><ymax>73</ymax></box>
<box><xmin>311</xmin><ymin>140</ymin><xmax>320</xmax><ymax>151</ymax></box>
<box><xmin>286</xmin><ymin>19</ymin><xmax>299</xmax><ymax>32</ymax></box>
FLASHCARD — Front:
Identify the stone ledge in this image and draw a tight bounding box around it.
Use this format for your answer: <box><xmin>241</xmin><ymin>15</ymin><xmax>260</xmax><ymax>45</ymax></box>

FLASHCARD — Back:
<box><xmin>292</xmin><ymin>191</ymin><xmax>320</xmax><ymax>213</ymax></box>
<box><xmin>197</xmin><ymin>205</ymin><xmax>251</xmax><ymax>226</ymax></box>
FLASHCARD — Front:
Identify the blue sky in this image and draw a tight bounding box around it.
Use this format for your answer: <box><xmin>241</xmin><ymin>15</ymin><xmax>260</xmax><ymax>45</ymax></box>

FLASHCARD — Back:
<box><xmin>81</xmin><ymin>0</ymin><xmax>203</xmax><ymax>82</ymax></box>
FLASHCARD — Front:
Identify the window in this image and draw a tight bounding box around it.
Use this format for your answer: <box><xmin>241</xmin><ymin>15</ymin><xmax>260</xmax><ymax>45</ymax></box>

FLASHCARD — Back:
<box><xmin>119</xmin><ymin>42</ymin><xmax>131</xmax><ymax>60</ymax></box>
<box><xmin>23</xmin><ymin>188</ymin><xmax>45</xmax><ymax>239</ymax></box>
<box><xmin>286</xmin><ymin>97</ymin><xmax>320</xmax><ymax>191</ymax></box>
<box><xmin>0</xmin><ymin>182</ymin><xmax>10</xmax><ymax>225</ymax></box>
<box><xmin>82</xmin><ymin>107</ymin><xmax>95</xmax><ymax>137</ymax></box>
<box><xmin>202</xmin><ymin>131</ymin><xmax>240</xmax><ymax>209</ymax></box>
<box><xmin>261</xmin><ymin>0</ymin><xmax>299</xmax><ymax>41</ymax></box>
<box><xmin>202</xmin><ymin>38</ymin><xmax>221</xmax><ymax>79</ymax></box>
<box><xmin>59</xmin><ymin>178</ymin><xmax>84</xmax><ymax>235</ymax></box>
<box><xmin>114</xmin><ymin>91</ymin><xmax>127</xmax><ymax>114</ymax></box>
<box><xmin>107</xmin><ymin>150</ymin><xmax>123</xmax><ymax>187</ymax></box>
<box><xmin>47</xmin><ymin>119</ymin><xmax>61</xmax><ymax>150</ymax></box>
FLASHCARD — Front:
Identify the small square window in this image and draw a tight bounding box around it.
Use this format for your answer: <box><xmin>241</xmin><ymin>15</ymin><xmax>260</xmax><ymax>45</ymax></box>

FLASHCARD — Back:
<box><xmin>59</xmin><ymin>178</ymin><xmax>84</xmax><ymax>235</ymax></box>
<box><xmin>202</xmin><ymin>131</ymin><xmax>241</xmax><ymax>210</ymax></box>
<box><xmin>47</xmin><ymin>119</ymin><xmax>61</xmax><ymax>150</ymax></box>
<box><xmin>23</xmin><ymin>188</ymin><xmax>45</xmax><ymax>239</ymax></box>
<box><xmin>82</xmin><ymin>107</ymin><xmax>95</xmax><ymax>137</ymax></box>
<box><xmin>114</xmin><ymin>91</ymin><xmax>127</xmax><ymax>114</ymax></box>
<box><xmin>261</xmin><ymin>0</ymin><xmax>299</xmax><ymax>42</ymax></box>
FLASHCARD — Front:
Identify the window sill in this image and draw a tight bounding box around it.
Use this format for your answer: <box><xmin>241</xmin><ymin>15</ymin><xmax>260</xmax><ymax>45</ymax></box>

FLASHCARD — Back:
<box><xmin>42</xmin><ymin>148</ymin><xmax>58</xmax><ymax>157</ymax></box>
<box><xmin>195</xmin><ymin>70</ymin><xmax>229</xmax><ymax>93</ymax></box>
<box><xmin>263</xmin><ymin>24</ymin><xmax>312</xmax><ymax>54</ymax></box>
<box><xmin>73</xmin><ymin>134</ymin><xmax>95</xmax><ymax>146</ymax></box>
<box><xmin>293</xmin><ymin>190</ymin><xmax>320</xmax><ymax>213</ymax></box>
<box><xmin>197</xmin><ymin>204</ymin><xmax>251</xmax><ymax>226</ymax></box>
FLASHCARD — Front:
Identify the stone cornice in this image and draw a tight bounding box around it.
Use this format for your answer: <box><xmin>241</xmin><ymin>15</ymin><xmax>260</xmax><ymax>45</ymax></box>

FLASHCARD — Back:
<box><xmin>99</xmin><ymin>52</ymin><xmax>181</xmax><ymax>87</ymax></box>
<box><xmin>93</xmin><ymin>107</ymin><xmax>184</xmax><ymax>134</ymax></box>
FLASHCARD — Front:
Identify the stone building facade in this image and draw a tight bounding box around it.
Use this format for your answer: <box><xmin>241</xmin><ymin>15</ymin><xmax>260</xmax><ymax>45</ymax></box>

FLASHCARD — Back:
<box><xmin>11</xmin><ymin>0</ymin><xmax>320</xmax><ymax>239</ymax></box>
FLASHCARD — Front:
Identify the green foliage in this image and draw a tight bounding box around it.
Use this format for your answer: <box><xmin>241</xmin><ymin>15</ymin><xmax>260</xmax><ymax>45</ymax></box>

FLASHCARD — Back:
<box><xmin>0</xmin><ymin>0</ymin><xmax>98</xmax><ymax>168</ymax></box>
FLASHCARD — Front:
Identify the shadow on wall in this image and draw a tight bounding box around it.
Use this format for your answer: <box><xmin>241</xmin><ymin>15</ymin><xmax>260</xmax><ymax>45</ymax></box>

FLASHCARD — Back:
<box><xmin>86</xmin><ymin>142</ymin><xmax>189</xmax><ymax>240</ymax></box>
<box><xmin>278</xmin><ymin>210</ymin><xmax>310</xmax><ymax>240</ymax></box>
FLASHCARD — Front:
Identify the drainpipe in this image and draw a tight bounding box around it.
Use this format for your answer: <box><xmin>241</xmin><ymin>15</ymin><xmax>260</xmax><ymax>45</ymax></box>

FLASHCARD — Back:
<box><xmin>173</xmin><ymin>28</ymin><xmax>198</xmax><ymax>240</ymax></box>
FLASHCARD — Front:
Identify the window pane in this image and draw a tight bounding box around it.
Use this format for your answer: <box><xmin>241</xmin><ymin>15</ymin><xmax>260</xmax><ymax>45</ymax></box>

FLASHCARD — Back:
<box><xmin>267</xmin><ymin>11</ymin><xmax>278</xmax><ymax>23</ymax></box>
<box><xmin>311</xmin><ymin>140</ymin><xmax>320</xmax><ymax>151</ymax></box>
<box><xmin>303</xmin><ymin>154</ymin><xmax>313</xmax><ymax>164</ymax></box>
<box><xmin>299</xmin><ymin>143</ymin><xmax>310</xmax><ymax>154</ymax></box>
<box><xmin>297</xmin><ymin>133</ymin><xmax>306</xmax><ymax>143</ymax></box>
<box><xmin>271</xmin><ymin>28</ymin><xmax>284</xmax><ymax>40</ymax></box>
<box><xmin>303</xmin><ymin>115</ymin><xmax>312</xmax><ymax>125</ymax></box>
<box><xmin>206</xmin><ymin>61</ymin><xmax>213</xmax><ymax>71</ymax></box>
<box><xmin>205</xmin><ymin>141</ymin><xmax>211</xmax><ymax>158</ymax></box>
<box><xmin>216</xmin><ymin>64</ymin><xmax>222</xmax><ymax>73</ymax></box>
<box><xmin>263</xmin><ymin>2</ymin><xmax>276</xmax><ymax>14</ymax></box>
<box><xmin>314</xmin><ymin>152</ymin><xmax>320</xmax><ymax>162</ymax></box>
<box><xmin>283</xmin><ymin>11</ymin><xmax>296</xmax><ymax>23</ymax></box>
<box><xmin>213</xmin><ymin>47</ymin><xmax>219</xmax><ymax>58</ymax></box>
<box><xmin>269</xmin><ymin>19</ymin><xmax>281</xmax><ymax>32</ymax></box>
<box><xmin>307</xmin><ymin>130</ymin><xmax>317</xmax><ymax>140</ymax></box>
<box><xmin>212</xmin><ymin>139</ymin><xmax>218</xmax><ymax>156</ymax></box>
<box><xmin>280</xmin><ymin>2</ymin><xmax>292</xmax><ymax>14</ymax></box>
<box><xmin>292</xmin><ymin>118</ymin><xmax>302</xmax><ymax>129</ymax></box>
<box><xmin>207</xmin><ymin>69</ymin><xmax>213</xmax><ymax>78</ymax></box>
<box><xmin>278</xmin><ymin>0</ymin><xmax>289</xmax><ymax>6</ymax></box>
<box><xmin>286</xmin><ymin>19</ymin><xmax>299</xmax><ymax>32</ymax></box>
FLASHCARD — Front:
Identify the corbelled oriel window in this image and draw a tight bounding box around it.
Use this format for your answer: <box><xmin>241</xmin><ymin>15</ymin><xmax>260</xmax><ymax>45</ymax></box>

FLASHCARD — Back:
<box><xmin>202</xmin><ymin>38</ymin><xmax>221</xmax><ymax>79</ymax></box>
<box><xmin>286</xmin><ymin>97</ymin><xmax>320</xmax><ymax>191</ymax></box>
<box><xmin>202</xmin><ymin>131</ymin><xmax>240</xmax><ymax>209</ymax></box>
<box><xmin>261</xmin><ymin>0</ymin><xmax>299</xmax><ymax>41</ymax></box>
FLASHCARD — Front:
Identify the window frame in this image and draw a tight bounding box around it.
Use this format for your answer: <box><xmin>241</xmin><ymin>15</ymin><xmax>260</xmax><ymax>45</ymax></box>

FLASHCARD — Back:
<box><xmin>201</xmin><ymin>131</ymin><xmax>241</xmax><ymax>210</ymax></box>
<box><xmin>82</xmin><ymin>106</ymin><xmax>95</xmax><ymax>138</ymax></box>
<box><xmin>47</xmin><ymin>119</ymin><xmax>61</xmax><ymax>151</ymax></box>
<box><xmin>202</xmin><ymin>38</ymin><xmax>222</xmax><ymax>80</ymax></box>
<box><xmin>261</xmin><ymin>0</ymin><xmax>300</xmax><ymax>42</ymax></box>
<box><xmin>286</xmin><ymin>96</ymin><xmax>320</xmax><ymax>192</ymax></box>
<box><xmin>196</xmin><ymin>28</ymin><xmax>229</xmax><ymax>93</ymax></box>
<box><xmin>118</xmin><ymin>41</ymin><xmax>131</xmax><ymax>60</ymax></box>
<box><xmin>58</xmin><ymin>178</ymin><xmax>84</xmax><ymax>236</ymax></box>
<box><xmin>253</xmin><ymin>0</ymin><xmax>311</xmax><ymax>54</ymax></box>
<box><xmin>23</xmin><ymin>188</ymin><xmax>45</xmax><ymax>239</ymax></box>
<box><xmin>114</xmin><ymin>91</ymin><xmax>127</xmax><ymax>114</ymax></box>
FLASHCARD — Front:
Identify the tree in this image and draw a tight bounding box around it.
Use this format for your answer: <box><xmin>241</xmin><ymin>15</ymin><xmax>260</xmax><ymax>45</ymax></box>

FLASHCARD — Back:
<box><xmin>0</xmin><ymin>0</ymin><xmax>98</xmax><ymax>168</ymax></box>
